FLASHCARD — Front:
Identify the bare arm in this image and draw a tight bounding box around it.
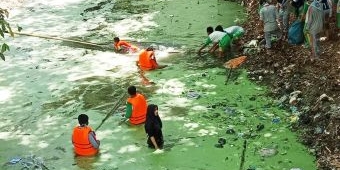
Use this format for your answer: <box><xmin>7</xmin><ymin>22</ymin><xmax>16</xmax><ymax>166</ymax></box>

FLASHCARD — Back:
<box><xmin>208</xmin><ymin>42</ymin><xmax>219</xmax><ymax>53</ymax></box>
<box><xmin>198</xmin><ymin>44</ymin><xmax>208</xmax><ymax>54</ymax></box>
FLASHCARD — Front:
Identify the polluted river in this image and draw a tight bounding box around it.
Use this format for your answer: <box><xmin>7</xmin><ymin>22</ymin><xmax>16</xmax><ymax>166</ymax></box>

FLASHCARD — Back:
<box><xmin>0</xmin><ymin>0</ymin><xmax>317</xmax><ymax>169</ymax></box>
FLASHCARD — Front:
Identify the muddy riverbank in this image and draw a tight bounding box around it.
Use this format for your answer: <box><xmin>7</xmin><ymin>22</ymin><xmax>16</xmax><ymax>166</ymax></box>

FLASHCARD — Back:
<box><xmin>241</xmin><ymin>0</ymin><xmax>340</xmax><ymax>169</ymax></box>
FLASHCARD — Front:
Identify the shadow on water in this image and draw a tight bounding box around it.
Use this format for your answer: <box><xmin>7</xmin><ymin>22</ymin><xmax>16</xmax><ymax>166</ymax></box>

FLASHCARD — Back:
<box><xmin>111</xmin><ymin>0</ymin><xmax>151</xmax><ymax>14</ymax></box>
<box><xmin>42</xmin><ymin>76</ymin><xmax>131</xmax><ymax>116</ymax></box>
<box><xmin>41</xmin><ymin>74</ymin><xmax>162</xmax><ymax>117</ymax></box>
<box><xmin>169</xmin><ymin>106</ymin><xmax>190</xmax><ymax>116</ymax></box>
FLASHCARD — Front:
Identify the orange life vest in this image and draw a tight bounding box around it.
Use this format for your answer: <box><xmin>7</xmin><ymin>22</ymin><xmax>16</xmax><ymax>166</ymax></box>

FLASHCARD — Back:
<box><xmin>114</xmin><ymin>41</ymin><xmax>138</xmax><ymax>52</ymax></box>
<box><xmin>72</xmin><ymin>126</ymin><xmax>99</xmax><ymax>156</ymax></box>
<box><xmin>138</xmin><ymin>50</ymin><xmax>158</xmax><ymax>71</ymax></box>
<box><xmin>127</xmin><ymin>93</ymin><xmax>147</xmax><ymax>125</ymax></box>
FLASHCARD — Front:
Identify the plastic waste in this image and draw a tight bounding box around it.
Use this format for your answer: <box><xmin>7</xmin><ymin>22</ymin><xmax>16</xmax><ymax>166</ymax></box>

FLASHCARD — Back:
<box><xmin>226</xmin><ymin>128</ymin><xmax>236</xmax><ymax>134</ymax></box>
<box><xmin>288</xmin><ymin>20</ymin><xmax>304</xmax><ymax>45</ymax></box>
<box><xmin>259</xmin><ymin>147</ymin><xmax>278</xmax><ymax>157</ymax></box>
<box><xmin>247</xmin><ymin>165</ymin><xmax>256</xmax><ymax>170</ymax></box>
<box><xmin>214</xmin><ymin>143</ymin><xmax>224</xmax><ymax>148</ymax></box>
<box><xmin>314</xmin><ymin>127</ymin><xmax>323</xmax><ymax>134</ymax></box>
<box><xmin>224</xmin><ymin>107</ymin><xmax>237</xmax><ymax>116</ymax></box>
<box><xmin>9</xmin><ymin>157</ymin><xmax>21</xmax><ymax>164</ymax></box>
<box><xmin>289</xmin><ymin>115</ymin><xmax>298</xmax><ymax>123</ymax></box>
<box><xmin>256</xmin><ymin>124</ymin><xmax>264</xmax><ymax>131</ymax></box>
<box><xmin>290</xmin><ymin>106</ymin><xmax>298</xmax><ymax>114</ymax></box>
<box><xmin>5</xmin><ymin>154</ymin><xmax>47</xmax><ymax>169</ymax></box>
<box><xmin>187</xmin><ymin>91</ymin><xmax>200</xmax><ymax>99</ymax></box>
<box><xmin>218</xmin><ymin>138</ymin><xmax>226</xmax><ymax>145</ymax></box>
<box><xmin>272</xmin><ymin>117</ymin><xmax>280</xmax><ymax>124</ymax></box>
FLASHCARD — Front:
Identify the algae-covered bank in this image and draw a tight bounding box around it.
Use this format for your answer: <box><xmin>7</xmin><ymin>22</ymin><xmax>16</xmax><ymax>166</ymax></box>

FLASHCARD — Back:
<box><xmin>0</xmin><ymin>0</ymin><xmax>317</xmax><ymax>169</ymax></box>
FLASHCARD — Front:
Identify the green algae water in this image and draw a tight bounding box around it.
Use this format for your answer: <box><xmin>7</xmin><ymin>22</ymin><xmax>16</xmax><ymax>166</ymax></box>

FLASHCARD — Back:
<box><xmin>0</xmin><ymin>0</ymin><xmax>316</xmax><ymax>169</ymax></box>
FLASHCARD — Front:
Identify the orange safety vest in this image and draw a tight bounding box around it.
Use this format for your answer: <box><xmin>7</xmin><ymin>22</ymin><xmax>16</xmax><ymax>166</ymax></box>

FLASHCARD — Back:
<box><xmin>114</xmin><ymin>41</ymin><xmax>138</xmax><ymax>52</ymax></box>
<box><xmin>138</xmin><ymin>50</ymin><xmax>158</xmax><ymax>71</ymax></box>
<box><xmin>72</xmin><ymin>126</ymin><xmax>99</xmax><ymax>156</ymax></box>
<box><xmin>127</xmin><ymin>93</ymin><xmax>147</xmax><ymax>125</ymax></box>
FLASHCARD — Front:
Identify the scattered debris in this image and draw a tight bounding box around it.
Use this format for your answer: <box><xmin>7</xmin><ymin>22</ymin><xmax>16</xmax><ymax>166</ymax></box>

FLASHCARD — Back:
<box><xmin>5</xmin><ymin>154</ymin><xmax>49</xmax><ymax>170</ymax></box>
<box><xmin>258</xmin><ymin>147</ymin><xmax>278</xmax><ymax>157</ymax></box>
<box><xmin>186</xmin><ymin>91</ymin><xmax>200</xmax><ymax>99</ymax></box>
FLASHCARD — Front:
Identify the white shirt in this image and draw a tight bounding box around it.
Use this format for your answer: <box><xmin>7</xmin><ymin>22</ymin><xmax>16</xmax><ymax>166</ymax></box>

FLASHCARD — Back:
<box><xmin>208</xmin><ymin>31</ymin><xmax>227</xmax><ymax>43</ymax></box>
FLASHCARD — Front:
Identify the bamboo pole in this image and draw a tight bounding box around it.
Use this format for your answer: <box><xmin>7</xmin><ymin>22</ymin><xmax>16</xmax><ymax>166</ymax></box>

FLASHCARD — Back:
<box><xmin>95</xmin><ymin>93</ymin><xmax>128</xmax><ymax>131</ymax></box>
<box><xmin>10</xmin><ymin>31</ymin><xmax>183</xmax><ymax>53</ymax></box>
<box><xmin>12</xmin><ymin>31</ymin><xmax>105</xmax><ymax>48</ymax></box>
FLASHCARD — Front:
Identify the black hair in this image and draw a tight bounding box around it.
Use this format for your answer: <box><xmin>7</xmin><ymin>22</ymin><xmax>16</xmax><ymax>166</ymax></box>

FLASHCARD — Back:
<box><xmin>113</xmin><ymin>37</ymin><xmax>120</xmax><ymax>42</ymax></box>
<box><xmin>146</xmin><ymin>47</ymin><xmax>154</xmax><ymax>51</ymax></box>
<box><xmin>145</xmin><ymin>104</ymin><xmax>162</xmax><ymax>132</ymax></box>
<box><xmin>78</xmin><ymin>114</ymin><xmax>89</xmax><ymax>126</ymax></box>
<box><xmin>260</xmin><ymin>0</ymin><xmax>267</xmax><ymax>5</ymax></box>
<box><xmin>207</xmin><ymin>26</ymin><xmax>214</xmax><ymax>34</ymax></box>
<box><xmin>215</xmin><ymin>25</ymin><xmax>224</xmax><ymax>32</ymax></box>
<box><xmin>128</xmin><ymin>86</ymin><xmax>137</xmax><ymax>95</ymax></box>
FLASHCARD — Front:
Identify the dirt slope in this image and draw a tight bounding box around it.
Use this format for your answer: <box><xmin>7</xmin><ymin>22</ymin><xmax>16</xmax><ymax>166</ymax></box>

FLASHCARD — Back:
<box><xmin>241</xmin><ymin>0</ymin><xmax>340</xmax><ymax>169</ymax></box>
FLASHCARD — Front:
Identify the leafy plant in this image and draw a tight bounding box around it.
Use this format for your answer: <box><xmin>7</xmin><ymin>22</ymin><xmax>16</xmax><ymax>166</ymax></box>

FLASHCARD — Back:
<box><xmin>0</xmin><ymin>8</ymin><xmax>14</xmax><ymax>61</ymax></box>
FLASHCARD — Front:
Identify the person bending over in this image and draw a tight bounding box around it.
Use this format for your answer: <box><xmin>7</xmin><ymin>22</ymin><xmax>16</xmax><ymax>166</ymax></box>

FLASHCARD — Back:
<box><xmin>198</xmin><ymin>26</ymin><xmax>231</xmax><ymax>58</ymax></box>
<box><xmin>113</xmin><ymin>37</ymin><xmax>138</xmax><ymax>53</ymax></box>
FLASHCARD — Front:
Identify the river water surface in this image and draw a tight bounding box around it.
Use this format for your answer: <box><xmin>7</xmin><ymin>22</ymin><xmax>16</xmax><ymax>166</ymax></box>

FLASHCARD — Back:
<box><xmin>0</xmin><ymin>0</ymin><xmax>317</xmax><ymax>169</ymax></box>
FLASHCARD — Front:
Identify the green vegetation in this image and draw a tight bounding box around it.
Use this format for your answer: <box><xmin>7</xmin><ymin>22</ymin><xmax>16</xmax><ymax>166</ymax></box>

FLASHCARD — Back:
<box><xmin>0</xmin><ymin>8</ymin><xmax>13</xmax><ymax>61</ymax></box>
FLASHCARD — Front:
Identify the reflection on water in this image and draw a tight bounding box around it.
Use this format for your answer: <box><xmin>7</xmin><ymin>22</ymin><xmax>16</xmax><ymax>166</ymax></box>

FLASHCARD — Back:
<box><xmin>74</xmin><ymin>155</ymin><xmax>98</xmax><ymax>170</ymax></box>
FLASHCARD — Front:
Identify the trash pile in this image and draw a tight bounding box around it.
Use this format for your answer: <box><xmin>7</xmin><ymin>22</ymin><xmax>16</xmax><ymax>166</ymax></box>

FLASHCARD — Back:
<box><xmin>4</xmin><ymin>154</ymin><xmax>48</xmax><ymax>170</ymax></box>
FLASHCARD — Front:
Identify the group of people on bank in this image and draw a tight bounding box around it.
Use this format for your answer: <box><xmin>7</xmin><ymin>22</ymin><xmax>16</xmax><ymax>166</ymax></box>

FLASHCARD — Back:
<box><xmin>197</xmin><ymin>0</ymin><xmax>340</xmax><ymax>61</ymax></box>
<box><xmin>72</xmin><ymin>86</ymin><xmax>163</xmax><ymax>156</ymax></box>
<box><xmin>259</xmin><ymin>0</ymin><xmax>340</xmax><ymax>60</ymax></box>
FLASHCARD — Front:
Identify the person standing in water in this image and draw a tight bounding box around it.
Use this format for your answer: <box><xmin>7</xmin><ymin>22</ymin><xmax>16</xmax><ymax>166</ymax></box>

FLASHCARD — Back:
<box><xmin>144</xmin><ymin>104</ymin><xmax>164</xmax><ymax>153</ymax></box>
<box><xmin>137</xmin><ymin>47</ymin><xmax>167</xmax><ymax>71</ymax></box>
<box><xmin>125</xmin><ymin>86</ymin><xmax>148</xmax><ymax>125</ymax></box>
<box><xmin>72</xmin><ymin>114</ymin><xmax>100</xmax><ymax>156</ymax></box>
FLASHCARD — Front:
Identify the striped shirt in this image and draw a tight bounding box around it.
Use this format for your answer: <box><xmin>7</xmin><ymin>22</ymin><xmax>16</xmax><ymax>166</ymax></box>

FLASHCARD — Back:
<box><xmin>305</xmin><ymin>1</ymin><xmax>324</xmax><ymax>34</ymax></box>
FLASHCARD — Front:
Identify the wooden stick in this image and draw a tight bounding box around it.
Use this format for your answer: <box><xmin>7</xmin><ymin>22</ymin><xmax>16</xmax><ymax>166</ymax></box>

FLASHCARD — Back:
<box><xmin>239</xmin><ymin>140</ymin><xmax>247</xmax><ymax>170</ymax></box>
<box><xmin>11</xmin><ymin>31</ymin><xmax>183</xmax><ymax>53</ymax></box>
<box><xmin>12</xmin><ymin>31</ymin><xmax>104</xmax><ymax>48</ymax></box>
<box><xmin>95</xmin><ymin>93</ymin><xmax>127</xmax><ymax>131</ymax></box>
<box><xmin>225</xmin><ymin>68</ymin><xmax>233</xmax><ymax>85</ymax></box>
